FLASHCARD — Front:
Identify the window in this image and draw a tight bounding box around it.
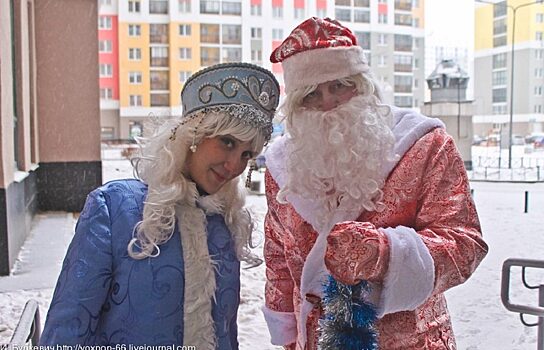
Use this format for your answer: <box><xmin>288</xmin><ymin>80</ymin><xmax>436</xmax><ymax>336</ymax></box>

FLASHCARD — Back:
<box><xmin>129</xmin><ymin>48</ymin><xmax>142</xmax><ymax>60</ymax></box>
<box><xmin>394</xmin><ymin>75</ymin><xmax>412</xmax><ymax>93</ymax></box>
<box><xmin>537</xmin><ymin>13</ymin><xmax>544</xmax><ymax>23</ymax></box>
<box><xmin>150</xmin><ymin>47</ymin><xmax>168</xmax><ymax>66</ymax></box>
<box><xmin>493</xmin><ymin>53</ymin><xmax>507</xmax><ymax>69</ymax></box>
<box><xmin>537</xmin><ymin>32</ymin><xmax>544</xmax><ymax>41</ymax></box>
<box><xmin>201</xmin><ymin>23</ymin><xmax>220</xmax><ymax>43</ymax></box>
<box><xmin>492</xmin><ymin>104</ymin><xmax>507</xmax><ymax>114</ymax></box>
<box><xmin>200</xmin><ymin>0</ymin><xmax>220</xmax><ymax>14</ymax></box>
<box><xmin>394</xmin><ymin>54</ymin><xmax>412</xmax><ymax>72</ymax></box>
<box><xmin>150</xmin><ymin>71</ymin><xmax>169</xmax><ymax>90</ymax></box>
<box><xmin>378</xmin><ymin>55</ymin><xmax>386</xmax><ymax>67</ymax></box>
<box><xmin>354</xmin><ymin>0</ymin><xmax>369</xmax><ymax>7</ymax></box>
<box><xmin>395</xmin><ymin>0</ymin><xmax>411</xmax><ymax>10</ymax></box>
<box><xmin>150</xmin><ymin>24</ymin><xmax>168</xmax><ymax>44</ymax></box>
<box><xmin>353</xmin><ymin>9</ymin><xmax>370</xmax><ymax>23</ymax></box>
<box><xmin>494</xmin><ymin>35</ymin><xmax>507</xmax><ymax>47</ymax></box>
<box><xmin>128</xmin><ymin>0</ymin><xmax>141</xmax><ymax>13</ymax></box>
<box><xmin>378</xmin><ymin>33</ymin><xmax>387</xmax><ymax>45</ymax></box>
<box><xmin>100</xmin><ymin>64</ymin><xmax>112</xmax><ymax>77</ymax></box>
<box><xmin>179</xmin><ymin>47</ymin><xmax>192</xmax><ymax>59</ymax></box>
<box><xmin>492</xmin><ymin>70</ymin><xmax>507</xmax><ymax>85</ymax></box>
<box><xmin>536</xmin><ymin>68</ymin><xmax>544</xmax><ymax>78</ymax></box>
<box><xmin>534</xmin><ymin>86</ymin><xmax>543</xmax><ymax>96</ymax></box>
<box><xmin>492</xmin><ymin>87</ymin><xmax>507</xmax><ymax>103</ymax></box>
<box><xmin>179</xmin><ymin>71</ymin><xmax>192</xmax><ymax>83</ymax></box>
<box><xmin>354</xmin><ymin>31</ymin><xmax>370</xmax><ymax>50</ymax></box>
<box><xmin>99</xmin><ymin>40</ymin><xmax>112</xmax><ymax>53</ymax></box>
<box><xmin>335</xmin><ymin>9</ymin><xmax>351</xmax><ymax>22</ymax></box>
<box><xmin>179</xmin><ymin>0</ymin><xmax>191</xmax><ymax>13</ymax></box>
<box><xmin>100</xmin><ymin>0</ymin><xmax>112</xmax><ymax>5</ymax></box>
<box><xmin>378</xmin><ymin>13</ymin><xmax>388</xmax><ymax>23</ymax></box>
<box><xmin>335</xmin><ymin>0</ymin><xmax>350</xmax><ymax>5</ymax></box>
<box><xmin>536</xmin><ymin>49</ymin><xmax>544</xmax><ymax>59</ymax></box>
<box><xmin>129</xmin><ymin>24</ymin><xmax>141</xmax><ymax>36</ymax></box>
<box><xmin>222</xmin><ymin>47</ymin><xmax>242</xmax><ymax>62</ymax></box>
<box><xmin>179</xmin><ymin>24</ymin><xmax>191</xmax><ymax>36</ymax></box>
<box><xmin>395</xmin><ymin>13</ymin><xmax>412</xmax><ymax>26</ymax></box>
<box><xmin>251</xmin><ymin>27</ymin><xmax>262</xmax><ymax>39</ymax></box>
<box><xmin>494</xmin><ymin>1</ymin><xmax>507</xmax><ymax>17</ymax></box>
<box><xmin>394</xmin><ymin>34</ymin><xmax>412</xmax><ymax>52</ymax></box>
<box><xmin>201</xmin><ymin>47</ymin><xmax>220</xmax><ymax>66</ymax></box>
<box><xmin>222</xmin><ymin>24</ymin><xmax>241</xmax><ymax>44</ymax></box>
<box><xmin>223</xmin><ymin>1</ymin><xmax>241</xmax><ymax>15</ymax></box>
<box><xmin>151</xmin><ymin>93</ymin><xmax>170</xmax><ymax>107</ymax></box>
<box><xmin>150</xmin><ymin>0</ymin><xmax>168</xmax><ymax>14</ymax></box>
<box><xmin>272</xmin><ymin>28</ymin><xmax>284</xmax><ymax>40</ymax></box>
<box><xmin>130</xmin><ymin>95</ymin><xmax>142</xmax><ymax>107</ymax></box>
<box><xmin>272</xmin><ymin>5</ymin><xmax>283</xmax><ymax>18</ymax></box>
<box><xmin>294</xmin><ymin>8</ymin><xmax>305</xmax><ymax>19</ymax></box>
<box><xmin>100</xmin><ymin>88</ymin><xmax>113</xmax><ymax>100</ymax></box>
<box><xmin>129</xmin><ymin>71</ymin><xmax>142</xmax><ymax>84</ymax></box>
<box><xmin>493</xmin><ymin>18</ymin><xmax>507</xmax><ymax>36</ymax></box>
<box><xmin>251</xmin><ymin>49</ymin><xmax>262</xmax><ymax>62</ymax></box>
<box><xmin>251</xmin><ymin>4</ymin><xmax>262</xmax><ymax>15</ymax></box>
<box><xmin>394</xmin><ymin>96</ymin><xmax>412</xmax><ymax>108</ymax></box>
<box><xmin>98</xmin><ymin>16</ymin><xmax>112</xmax><ymax>29</ymax></box>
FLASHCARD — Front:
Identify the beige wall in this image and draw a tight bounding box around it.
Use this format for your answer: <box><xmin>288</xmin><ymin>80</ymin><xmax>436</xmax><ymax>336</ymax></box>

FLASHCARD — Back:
<box><xmin>0</xmin><ymin>0</ymin><xmax>15</xmax><ymax>187</ymax></box>
<box><xmin>35</xmin><ymin>0</ymin><xmax>100</xmax><ymax>163</ymax></box>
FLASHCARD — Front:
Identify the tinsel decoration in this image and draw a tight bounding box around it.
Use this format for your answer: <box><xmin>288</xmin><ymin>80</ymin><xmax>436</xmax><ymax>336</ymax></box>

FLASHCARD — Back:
<box><xmin>318</xmin><ymin>275</ymin><xmax>379</xmax><ymax>350</ymax></box>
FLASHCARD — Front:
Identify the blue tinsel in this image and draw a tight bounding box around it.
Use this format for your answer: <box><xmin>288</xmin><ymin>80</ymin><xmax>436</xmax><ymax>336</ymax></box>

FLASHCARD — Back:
<box><xmin>318</xmin><ymin>276</ymin><xmax>379</xmax><ymax>350</ymax></box>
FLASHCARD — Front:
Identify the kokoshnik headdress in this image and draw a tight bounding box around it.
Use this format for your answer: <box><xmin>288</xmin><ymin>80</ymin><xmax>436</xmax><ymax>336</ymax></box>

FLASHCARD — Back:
<box><xmin>171</xmin><ymin>62</ymin><xmax>280</xmax><ymax>149</ymax></box>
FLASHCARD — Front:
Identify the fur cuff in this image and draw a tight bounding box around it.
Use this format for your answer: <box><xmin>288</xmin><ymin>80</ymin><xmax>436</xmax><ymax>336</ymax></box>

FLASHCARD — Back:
<box><xmin>262</xmin><ymin>306</ymin><xmax>297</xmax><ymax>345</ymax></box>
<box><xmin>282</xmin><ymin>46</ymin><xmax>369</xmax><ymax>93</ymax></box>
<box><xmin>377</xmin><ymin>225</ymin><xmax>435</xmax><ymax>317</ymax></box>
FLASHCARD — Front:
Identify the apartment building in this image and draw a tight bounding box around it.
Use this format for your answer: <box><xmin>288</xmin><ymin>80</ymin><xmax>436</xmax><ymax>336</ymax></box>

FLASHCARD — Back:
<box><xmin>474</xmin><ymin>0</ymin><xmax>544</xmax><ymax>137</ymax></box>
<box><xmin>98</xmin><ymin>0</ymin><xmax>426</xmax><ymax>140</ymax></box>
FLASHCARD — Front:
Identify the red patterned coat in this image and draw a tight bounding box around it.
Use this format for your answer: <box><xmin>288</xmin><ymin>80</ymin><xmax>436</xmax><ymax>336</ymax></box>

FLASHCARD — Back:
<box><xmin>262</xmin><ymin>110</ymin><xmax>488</xmax><ymax>350</ymax></box>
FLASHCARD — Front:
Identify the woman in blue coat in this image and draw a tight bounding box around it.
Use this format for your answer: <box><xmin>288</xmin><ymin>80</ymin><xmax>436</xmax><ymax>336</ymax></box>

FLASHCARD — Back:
<box><xmin>39</xmin><ymin>62</ymin><xmax>280</xmax><ymax>349</ymax></box>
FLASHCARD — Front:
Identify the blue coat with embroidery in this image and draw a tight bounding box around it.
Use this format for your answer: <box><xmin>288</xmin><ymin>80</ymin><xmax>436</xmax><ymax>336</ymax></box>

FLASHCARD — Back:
<box><xmin>39</xmin><ymin>179</ymin><xmax>240</xmax><ymax>348</ymax></box>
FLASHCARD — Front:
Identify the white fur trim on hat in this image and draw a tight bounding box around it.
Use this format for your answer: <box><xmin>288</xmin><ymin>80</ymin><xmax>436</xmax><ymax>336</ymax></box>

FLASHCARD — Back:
<box><xmin>262</xmin><ymin>306</ymin><xmax>298</xmax><ymax>345</ymax></box>
<box><xmin>282</xmin><ymin>46</ymin><xmax>369</xmax><ymax>93</ymax></box>
<box><xmin>376</xmin><ymin>225</ymin><xmax>435</xmax><ymax>317</ymax></box>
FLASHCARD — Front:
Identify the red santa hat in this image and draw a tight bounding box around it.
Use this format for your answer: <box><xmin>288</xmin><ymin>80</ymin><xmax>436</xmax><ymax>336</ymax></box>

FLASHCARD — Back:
<box><xmin>270</xmin><ymin>17</ymin><xmax>370</xmax><ymax>93</ymax></box>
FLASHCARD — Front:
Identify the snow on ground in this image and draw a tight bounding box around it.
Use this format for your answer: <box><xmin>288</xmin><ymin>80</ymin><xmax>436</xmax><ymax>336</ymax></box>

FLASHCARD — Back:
<box><xmin>1</xmin><ymin>145</ymin><xmax>544</xmax><ymax>349</ymax></box>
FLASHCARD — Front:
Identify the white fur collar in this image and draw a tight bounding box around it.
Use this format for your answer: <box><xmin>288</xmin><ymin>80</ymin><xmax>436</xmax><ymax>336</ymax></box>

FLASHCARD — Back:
<box><xmin>175</xmin><ymin>183</ymin><xmax>229</xmax><ymax>349</ymax></box>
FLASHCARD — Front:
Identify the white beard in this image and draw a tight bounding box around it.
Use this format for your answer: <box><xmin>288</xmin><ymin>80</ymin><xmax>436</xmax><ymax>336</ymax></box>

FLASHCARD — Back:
<box><xmin>278</xmin><ymin>94</ymin><xmax>397</xmax><ymax>231</ymax></box>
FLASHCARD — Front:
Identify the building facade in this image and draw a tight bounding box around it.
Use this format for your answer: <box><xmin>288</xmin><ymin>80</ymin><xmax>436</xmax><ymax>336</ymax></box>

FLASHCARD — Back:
<box><xmin>0</xmin><ymin>0</ymin><xmax>102</xmax><ymax>275</ymax></box>
<box><xmin>474</xmin><ymin>0</ymin><xmax>544</xmax><ymax>138</ymax></box>
<box><xmin>98</xmin><ymin>0</ymin><xmax>427</xmax><ymax>140</ymax></box>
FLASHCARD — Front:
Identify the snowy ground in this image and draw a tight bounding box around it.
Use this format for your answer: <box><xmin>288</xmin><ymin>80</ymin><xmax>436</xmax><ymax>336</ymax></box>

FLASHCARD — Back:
<box><xmin>1</xmin><ymin>145</ymin><xmax>544</xmax><ymax>349</ymax></box>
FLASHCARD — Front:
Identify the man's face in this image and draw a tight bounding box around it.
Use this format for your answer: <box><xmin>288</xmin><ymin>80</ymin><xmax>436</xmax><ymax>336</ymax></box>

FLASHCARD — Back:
<box><xmin>301</xmin><ymin>80</ymin><xmax>358</xmax><ymax>111</ymax></box>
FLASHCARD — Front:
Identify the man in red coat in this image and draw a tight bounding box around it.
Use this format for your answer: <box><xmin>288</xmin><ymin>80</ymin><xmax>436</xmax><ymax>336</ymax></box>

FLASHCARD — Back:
<box><xmin>262</xmin><ymin>17</ymin><xmax>488</xmax><ymax>350</ymax></box>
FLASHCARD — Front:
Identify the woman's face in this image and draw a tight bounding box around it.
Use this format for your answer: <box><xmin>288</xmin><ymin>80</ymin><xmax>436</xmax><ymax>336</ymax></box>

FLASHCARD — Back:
<box><xmin>185</xmin><ymin>135</ymin><xmax>254</xmax><ymax>195</ymax></box>
<box><xmin>301</xmin><ymin>79</ymin><xmax>358</xmax><ymax>111</ymax></box>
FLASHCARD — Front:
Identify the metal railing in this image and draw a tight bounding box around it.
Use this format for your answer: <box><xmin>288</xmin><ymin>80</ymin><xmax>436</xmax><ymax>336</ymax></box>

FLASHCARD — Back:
<box><xmin>469</xmin><ymin>166</ymin><xmax>543</xmax><ymax>182</ymax></box>
<box><xmin>501</xmin><ymin>258</ymin><xmax>544</xmax><ymax>350</ymax></box>
<box><xmin>8</xmin><ymin>299</ymin><xmax>41</xmax><ymax>346</ymax></box>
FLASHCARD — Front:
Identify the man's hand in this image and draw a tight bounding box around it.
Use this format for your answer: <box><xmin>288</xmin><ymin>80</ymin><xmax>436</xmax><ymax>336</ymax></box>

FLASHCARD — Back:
<box><xmin>324</xmin><ymin>222</ymin><xmax>390</xmax><ymax>285</ymax></box>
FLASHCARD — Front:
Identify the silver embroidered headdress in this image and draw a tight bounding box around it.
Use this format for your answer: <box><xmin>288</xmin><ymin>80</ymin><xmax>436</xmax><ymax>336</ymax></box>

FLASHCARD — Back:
<box><xmin>180</xmin><ymin>62</ymin><xmax>280</xmax><ymax>141</ymax></box>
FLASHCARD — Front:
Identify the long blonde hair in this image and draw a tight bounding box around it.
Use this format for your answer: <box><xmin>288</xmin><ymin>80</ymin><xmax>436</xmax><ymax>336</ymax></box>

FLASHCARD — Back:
<box><xmin>128</xmin><ymin>111</ymin><xmax>267</xmax><ymax>264</ymax></box>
